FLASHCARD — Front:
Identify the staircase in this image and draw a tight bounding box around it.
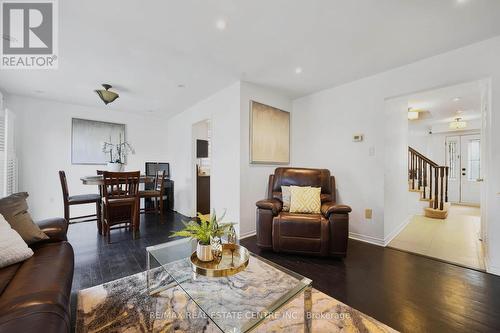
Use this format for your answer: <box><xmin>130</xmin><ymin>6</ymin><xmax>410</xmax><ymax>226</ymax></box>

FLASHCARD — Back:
<box><xmin>408</xmin><ymin>147</ymin><xmax>450</xmax><ymax>219</ymax></box>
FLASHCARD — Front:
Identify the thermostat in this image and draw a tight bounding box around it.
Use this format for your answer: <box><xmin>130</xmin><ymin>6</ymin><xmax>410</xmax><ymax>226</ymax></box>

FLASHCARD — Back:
<box><xmin>353</xmin><ymin>134</ymin><xmax>364</xmax><ymax>142</ymax></box>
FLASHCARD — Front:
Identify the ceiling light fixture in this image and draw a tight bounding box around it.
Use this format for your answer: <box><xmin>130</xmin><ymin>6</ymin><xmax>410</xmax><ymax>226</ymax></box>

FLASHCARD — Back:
<box><xmin>95</xmin><ymin>84</ymin><xmax>119</xmax><ymax>105</ymax></box>
<box><xmin>215</xmin><ymin>19</ymin><xmax>227</xmax><ymax>30</ymax></box>
<box><xmin>449</xmin><ymin>117</ymin><xmax>467</xmax><ymax>130</ymax></box>
<box><xmin>408</xmin><ymin>108</ymin><xmax>426</xmax><ymax>120</ymax></box>
<box><xmin>295</xmin><ymin>67</ymin><xmax>303</xmax><ymax>74</ymax></box>
<box><xmin>408</xmin><ymin>110</ymin><xmax>419</xmax><ymax>120</ymax></box>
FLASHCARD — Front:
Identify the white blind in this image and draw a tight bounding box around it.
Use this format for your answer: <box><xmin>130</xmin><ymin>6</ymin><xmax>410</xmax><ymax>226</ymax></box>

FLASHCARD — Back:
<box><xmin>0</xmin><ymin>106</ymin><xmax>17</xmax><ymax>198</ymax></box>
<box><xmin>0</xmin><ymin>109</ymin><xmax>5</xmax><ymax>196</ymax></box>
<box><xmin>4</xmin><ymin>110</ymin><xmax>17</xmax><ymax>196</ymax></box>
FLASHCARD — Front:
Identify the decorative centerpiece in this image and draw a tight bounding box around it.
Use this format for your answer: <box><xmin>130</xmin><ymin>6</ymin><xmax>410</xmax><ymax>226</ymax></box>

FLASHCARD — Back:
<box><xmin>171</xmin><ymin>211</ymin><xmax>234</xmax><ymax>262</ymax></box>
<box><xmin>102</xmin><ymin>134</ymin><xmax>135</xmax><ymax>171</ymax></box>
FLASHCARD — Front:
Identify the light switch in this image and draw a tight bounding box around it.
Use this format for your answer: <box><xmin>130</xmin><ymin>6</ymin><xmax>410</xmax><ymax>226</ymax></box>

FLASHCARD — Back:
<box><xmin>353</xmin><ymin>134</ymin><xmax>364</xmax><ymax>142</ymax></box>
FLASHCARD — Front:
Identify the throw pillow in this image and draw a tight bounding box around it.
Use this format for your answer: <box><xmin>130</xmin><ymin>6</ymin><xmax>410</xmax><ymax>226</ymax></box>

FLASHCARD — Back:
<box><xmin>0</xmin><ymin>214</ymin><xmax>34</xmax><ymax>269</ymax></box>
<box><xmin>289</xmin><ymin>186</ymin><xmax>321</xmax><ymax>214</ymax></box>
<box><xmin>281</xmin><ymin>186</ymin><xmax>291</xmax><ymax>211</ymax></box>
<box><xmin>0</xmin><ymin>192</ymin><xmax>48</xmax><ymax>245</ymax></box>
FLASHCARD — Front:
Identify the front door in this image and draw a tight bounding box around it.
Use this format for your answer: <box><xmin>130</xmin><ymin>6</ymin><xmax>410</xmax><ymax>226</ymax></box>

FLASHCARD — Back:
<box><xmin>460</xmin><ymin>134</ymin><xmax>481</xmax><ymax>205</ymax></box>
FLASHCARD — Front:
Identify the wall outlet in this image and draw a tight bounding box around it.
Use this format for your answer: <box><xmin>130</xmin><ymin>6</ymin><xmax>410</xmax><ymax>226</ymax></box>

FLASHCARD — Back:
<box><xmin>365</xmin><ymin>209</ymin><xmax>373</xmax><ymax>220</ymax></box>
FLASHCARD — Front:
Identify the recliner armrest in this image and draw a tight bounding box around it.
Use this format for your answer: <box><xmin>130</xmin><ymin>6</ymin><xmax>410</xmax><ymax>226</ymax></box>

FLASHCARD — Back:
<box><xmin>36</xmin><ymin>218</ymin><xmax>68</xmax><ymax>242</ymax></box>
<box><xmin>321</xmin><ymin>202</ymin><xmax>352</xmax><ymax>217</ymax></box>
<box><xmin>256</xmin><ymin>199</ymin><xmax>283</xmax><ymax>215</ymax></box>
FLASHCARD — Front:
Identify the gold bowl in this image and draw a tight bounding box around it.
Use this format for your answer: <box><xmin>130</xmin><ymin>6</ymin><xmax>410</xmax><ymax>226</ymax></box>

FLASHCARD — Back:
<box><xmin>190</xmin><ymin>244</ymin><xmax>250</xmax><ymax>277</ymax></box>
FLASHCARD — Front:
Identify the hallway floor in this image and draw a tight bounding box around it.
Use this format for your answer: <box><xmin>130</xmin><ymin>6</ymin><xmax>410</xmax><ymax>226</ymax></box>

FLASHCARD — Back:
<box><xmin>388</xmin><ymin>205</ymin><xmax>484</xmax><ymax>270</ymax></box>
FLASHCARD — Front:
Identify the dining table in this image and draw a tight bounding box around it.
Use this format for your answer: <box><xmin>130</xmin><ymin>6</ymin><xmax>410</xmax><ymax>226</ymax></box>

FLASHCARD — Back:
<box><xmin>80</xmin><ymin>174</ymin><xmax>155</xmax><ymax>232</ymax></box>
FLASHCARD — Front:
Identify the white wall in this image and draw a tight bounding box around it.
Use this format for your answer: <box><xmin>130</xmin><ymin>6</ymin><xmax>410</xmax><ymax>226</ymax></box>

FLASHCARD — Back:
<box><xmin>6</xmin><ymin>94</ymin><xmax>167</xmax><ymax>220</ymax></box>
<box><xmin>292</xmin><ymin>36</ymin><xmax>500</xmax><ymax>274</ymax></box>
<box><xmin>239</xmin><ymin>82</ymin><xmax>292</xmax><ymax>237</ymax></box>
<box><xmin>165</xmin><ymin>82</ymin><xmax>241</xmax><ymax>229</ymax></box>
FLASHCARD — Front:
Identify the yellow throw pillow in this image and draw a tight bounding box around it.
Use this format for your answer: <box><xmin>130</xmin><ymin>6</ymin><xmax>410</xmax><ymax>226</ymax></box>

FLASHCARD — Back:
<box><xmin>289</xmin><ymin>186</ymin><xmax>321</xmax><ymax>214</ymax></box>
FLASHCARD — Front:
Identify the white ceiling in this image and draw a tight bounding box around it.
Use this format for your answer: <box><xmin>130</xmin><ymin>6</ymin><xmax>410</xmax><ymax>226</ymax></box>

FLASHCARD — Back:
<box><xmin>408</xmin><ymin>80</ymin><xmax>482</xmax><ymax>130</ymax></box>
<box><xmin>1</xmin><ymin>0</ymin><xmax>500</xmax><ymax>117</ymax></box>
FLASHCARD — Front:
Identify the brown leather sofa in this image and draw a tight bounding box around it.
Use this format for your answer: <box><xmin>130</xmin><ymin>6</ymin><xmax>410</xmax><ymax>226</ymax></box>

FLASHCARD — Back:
<box><xmin>256</xmin><ymin>167</ymin><xmax>351</xmax><ymax>257</ymax></box>
<box><xmin>0</xmin><ymin>218</ymin><xmax>74</xmax><ymax>333</ymax></box>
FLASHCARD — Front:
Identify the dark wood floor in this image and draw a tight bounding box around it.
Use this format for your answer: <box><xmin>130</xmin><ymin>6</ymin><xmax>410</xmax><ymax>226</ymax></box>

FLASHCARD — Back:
<box><xmin>69</xmin><ymin>213</ymin><xmax>500</xmax><ymax>333</ymax></box>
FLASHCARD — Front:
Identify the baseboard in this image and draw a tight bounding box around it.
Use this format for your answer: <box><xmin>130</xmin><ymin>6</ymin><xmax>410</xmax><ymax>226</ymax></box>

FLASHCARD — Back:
<box><xmin>484</xmin><ymin>254</ymin><xmax>500</xmax><ymax>276</ymax></box>
<box><xmin>487</xmin><ymin>265</ymin><xmax>500</xmax><ymax>276</ymax></box>
<box><xmin>239</xmin><ymin>230</ymin><xmax>256</xmax><ymax>240</ymax></box>
<box><xmin>383</xmin><ymin>216</ymin><xmax>412</xmax><ymax>246</ymax></box>
<box><xmin>349</xmin><ymin>232</ymin><xmax>384</xmax><ymax>247</ymax></box>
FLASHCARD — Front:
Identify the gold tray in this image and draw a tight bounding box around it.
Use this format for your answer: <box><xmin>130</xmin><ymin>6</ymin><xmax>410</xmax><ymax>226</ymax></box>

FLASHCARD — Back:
<box><xmin>190</xmin><ymin>244</ymin><xmax>250</xmax><ymax>277</ymax></box>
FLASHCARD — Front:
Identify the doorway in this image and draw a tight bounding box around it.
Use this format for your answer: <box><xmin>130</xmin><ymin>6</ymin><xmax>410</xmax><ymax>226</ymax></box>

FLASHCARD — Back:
<box><xmin>386</xmin><ymin>80</ymin><xmax>489</xmax><ymax>271</ymax></box>
<box><xmin>192</xmin><ymin>120</ymin><xmax>211</xmax><ymax>217</ymax></box>
<box><xmin>446</xmin><ymin>134</ymin><xmax>482</xmax><ymax>205</ymax></box>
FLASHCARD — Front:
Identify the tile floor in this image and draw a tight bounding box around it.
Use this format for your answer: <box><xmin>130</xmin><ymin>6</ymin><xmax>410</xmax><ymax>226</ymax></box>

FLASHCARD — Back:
<box><xmin>388</xmin><ymin>205</ymin><xmax>485</xmax><ymax>270</ymax></box>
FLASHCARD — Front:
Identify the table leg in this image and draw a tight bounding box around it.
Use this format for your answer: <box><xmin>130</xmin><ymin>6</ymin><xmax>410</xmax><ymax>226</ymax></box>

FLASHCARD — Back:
<box><xmin>304</xmin><ymin>285</ymin><xmax>312</xmax><ymax>333</ymax></box>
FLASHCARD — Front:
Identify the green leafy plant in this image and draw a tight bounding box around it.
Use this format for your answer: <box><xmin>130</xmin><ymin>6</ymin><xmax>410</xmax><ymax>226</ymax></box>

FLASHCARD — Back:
<box><xmin>170</xmin><ymin>210</ymin><xmax>234</xmax><ymax>245</ymax></box>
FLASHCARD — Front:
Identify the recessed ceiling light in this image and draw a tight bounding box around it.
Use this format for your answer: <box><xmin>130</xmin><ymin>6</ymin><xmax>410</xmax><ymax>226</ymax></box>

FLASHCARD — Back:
<box><xmin>34</xmin><ymin>90</ymin><xmax>44</xmax><ymax>94</ymax></box>
<box><xmin>452</xmin><ymin>97</ymin><xmax>461</xmax><ymax>102</ymax></box>
<box><xmin>295</xmin><ymin>67</ymin><xmax>303</xmax><ymax>74</ymax></box>
<box><xmin>215</xmin><ymin>19</ymin><xmax>227</xmax><ymax>30</ymax></box>
<box><xmin>177</xmin><ymin>84</ymin><xmax>185</xmax><ymax>88</ymax></box>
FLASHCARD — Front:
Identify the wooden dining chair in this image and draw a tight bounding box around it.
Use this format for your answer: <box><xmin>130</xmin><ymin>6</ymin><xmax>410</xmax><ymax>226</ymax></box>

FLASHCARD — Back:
<box><xmin>59</xmin><ymin>170</ymin><xmax>102</xmax><ymax>234</ymax></box>
<box><xmin>139</xmin><ymin>170</ymin><xmax>166</xmax><ymax>216</ymax></box>
<box><xmin>101</xmin><ymin>171</ymin><xmax>140</xmax><ymax>243</ymax></box>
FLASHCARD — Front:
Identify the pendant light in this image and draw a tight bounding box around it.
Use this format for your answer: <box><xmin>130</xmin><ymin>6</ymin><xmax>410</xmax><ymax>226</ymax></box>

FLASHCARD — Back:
<box><xmin>449</xmin><ymin>117</ymin><xmax>467</xmax><ymax>130</ymax></box>
<box><xmin>95</xmin><ymin>84</ymin><xmax>119</xmax><ymax>105</ymax></box>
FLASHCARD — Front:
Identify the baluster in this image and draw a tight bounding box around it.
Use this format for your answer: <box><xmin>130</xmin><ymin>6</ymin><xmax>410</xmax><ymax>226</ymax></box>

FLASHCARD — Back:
<box><xmin>439</xmin><ymin>167</ymin><xmax>444</xmax><ymax>210</ymax></box>
<box><xmin>434</xmin><ymin>168</ymin><xmax>439</xmax><ymax>209</ymax></box>
<box><xmin>411</xmin><ymin>152</ymin><xmax>415</xmax><ymax>190</ymax></box>
<box><xmin>429</xmin><ymin>165</ymin><xmax>433</xmax><ymax>203</ymax></box>
<box><xmin>422</xmin><ymin>161</ymin><xmax>427</xmax><ymax>199</ymax></box>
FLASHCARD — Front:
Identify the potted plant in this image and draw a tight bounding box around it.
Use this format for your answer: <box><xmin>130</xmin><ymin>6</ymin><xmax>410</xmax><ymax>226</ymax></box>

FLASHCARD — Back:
<box><xmin>102</xmin><ymin>134</ymin><xmax>135</xmax><ymax>171</ymax></box>
<box><xmin>171</xmin><ymin>210</ymin><xmax>234</xmax><ymax>262</ymax></box>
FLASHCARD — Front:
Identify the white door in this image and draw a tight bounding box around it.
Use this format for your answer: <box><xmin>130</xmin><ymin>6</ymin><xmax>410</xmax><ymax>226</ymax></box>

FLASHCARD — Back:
<box><xmin>445</xmin><ymin>136</ymin><xmax>460</xmax><ymax>203</ymax></box>
<box><xmin>460</xmin><ymin>134</ymin><xmax>481</xmax><ymax>205</ymax></box>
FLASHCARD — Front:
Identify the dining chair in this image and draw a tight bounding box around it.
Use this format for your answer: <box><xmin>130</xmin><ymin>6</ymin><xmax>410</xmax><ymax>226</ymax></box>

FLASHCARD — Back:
<box><xmin>59</xmin><ymin>170</ymin><xmax>102</xmax><ymax>234</ymax></box>
<box><xmin>101</xmin><ymin>171</ymin><xmax>140</xmax><ymax>243</ymax></box>
<box><xmin>139</xmin><ymin>170</ymin><xmax>166</xmax><ymax>216</ymax></box>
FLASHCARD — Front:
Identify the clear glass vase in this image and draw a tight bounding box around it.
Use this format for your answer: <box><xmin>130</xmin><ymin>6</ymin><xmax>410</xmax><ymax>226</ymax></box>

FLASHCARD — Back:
<box><xmin>210</xmin><ymin>235</ymin><xmax>222</xmax><ymax>258</ymax></box>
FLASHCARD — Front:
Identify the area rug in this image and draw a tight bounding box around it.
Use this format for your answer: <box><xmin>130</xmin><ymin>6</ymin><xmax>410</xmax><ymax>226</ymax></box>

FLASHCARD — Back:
<box><xmin>76</xmin><ymin>269</ymin><xmax>397</xmax><ymax>333</ymax></box>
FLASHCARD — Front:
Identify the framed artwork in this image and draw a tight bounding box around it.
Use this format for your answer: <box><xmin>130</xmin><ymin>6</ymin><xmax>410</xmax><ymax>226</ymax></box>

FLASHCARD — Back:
<box><xmin>71</xmin><ymin>118</ymin><xmax>126</xmax><ymax>165</ymax></box>
<box><xmin>250</xmin><ymin>101</ymin><xmax>290</xmax><ymax>164</ymax></box>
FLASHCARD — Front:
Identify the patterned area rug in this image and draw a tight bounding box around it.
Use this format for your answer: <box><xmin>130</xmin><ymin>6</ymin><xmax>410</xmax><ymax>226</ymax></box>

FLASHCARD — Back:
<box><xmin>76</xmin><ymin>269</ymin><xmax>397</xmax><ymax>333</ymax></box>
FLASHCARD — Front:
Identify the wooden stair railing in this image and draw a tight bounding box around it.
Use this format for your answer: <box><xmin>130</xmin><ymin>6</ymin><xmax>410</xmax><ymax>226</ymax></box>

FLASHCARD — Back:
<box><xmin>408</xmin><ymin>147</ymin><xmax>449</xmax><ymax>211</ymax></box>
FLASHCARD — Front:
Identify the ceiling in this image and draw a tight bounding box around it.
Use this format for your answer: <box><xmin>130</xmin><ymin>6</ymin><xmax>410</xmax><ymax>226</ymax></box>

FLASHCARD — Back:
<box><xmin>1</xmin><ymin>0</ymin><xmax>500</xmax><ymax>117</ymax></box>
<box><xmin>408</xmin><ymin>80</ymin><xmax>482</xmax><ymax>130</ymax></box>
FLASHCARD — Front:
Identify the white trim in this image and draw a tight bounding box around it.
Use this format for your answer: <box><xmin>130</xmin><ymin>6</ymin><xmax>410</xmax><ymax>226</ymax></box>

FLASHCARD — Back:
<box><xmin>239</xmin><ymin>230</ymin><xmax>256</xmax><ymax>240</ymax></box>
<box><xmin>487</xmin><ymin>265</ymin><xmax>500</xmax><ymax>276</ymax></box>
<box><xmin>349</xmin><ymin>232</ymin><xmax>384</xmax><ymax>246</ymax></box>
<box><xmin>383</xmin><ymin>215</ymin><xmax>412</xmax><ymax>246</ymax></box>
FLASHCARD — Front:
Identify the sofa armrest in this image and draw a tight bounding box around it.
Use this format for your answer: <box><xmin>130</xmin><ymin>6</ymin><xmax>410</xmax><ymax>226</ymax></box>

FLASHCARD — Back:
<box><xmin>36</xmin><ymin>218</ymin><xmax>68</xmax><ymax>242</ymax></box>
<box><xmin>321</xmin><ymin>202</ymin><xmax>352</xmax><ymax>218</ymax></box>
<box><xmin>256</xmin><ymin>199</ymin><xmax>283</xmax><ymax>215</ymax></box>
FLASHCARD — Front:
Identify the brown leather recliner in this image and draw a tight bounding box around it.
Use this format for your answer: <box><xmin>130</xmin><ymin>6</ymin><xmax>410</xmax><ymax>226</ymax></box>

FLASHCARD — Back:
<box><xmin>256</xmin><ymin>167</ymin><xmax>351</xmax><ymax>257</ymax></box>
<box><xmin>0</xmin><ymin>218</ymin><xmax>74</xmax><ymax>333</ymax></box>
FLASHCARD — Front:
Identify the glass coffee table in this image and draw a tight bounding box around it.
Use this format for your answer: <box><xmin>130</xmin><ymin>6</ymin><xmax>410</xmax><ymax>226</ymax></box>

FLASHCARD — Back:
<box><xmin>146</xmin><ymin>238</ymin><xmax>312</xmax><ymax>333</ymax></box>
